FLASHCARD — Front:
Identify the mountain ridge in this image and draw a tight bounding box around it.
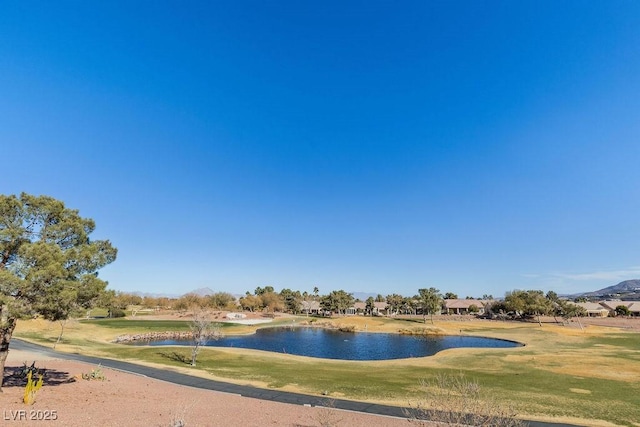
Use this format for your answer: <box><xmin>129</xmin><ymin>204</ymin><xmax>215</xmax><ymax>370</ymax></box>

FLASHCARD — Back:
<box><xmin>576</xmin><ymin>279</ymin><xmax>640</xmax><ymax>299</ymax></box>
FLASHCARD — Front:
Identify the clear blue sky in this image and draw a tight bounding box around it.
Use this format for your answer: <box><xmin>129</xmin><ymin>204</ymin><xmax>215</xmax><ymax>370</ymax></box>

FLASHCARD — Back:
<box><xmin>2</xmin><ymin>1</ymin><xmax>639</xmax><ymax>298</ymax></box>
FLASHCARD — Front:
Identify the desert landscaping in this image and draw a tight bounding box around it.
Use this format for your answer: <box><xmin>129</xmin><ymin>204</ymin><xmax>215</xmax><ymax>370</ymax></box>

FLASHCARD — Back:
<box><xmin>2</xmin><ymin>313</ymin><xmax>639</xmax><ymax>427</ymax></box>
<box><xmin>4</xmin><ymin>3</ymin><xmax>640</xmax><ymax>426</ymax></box>
<box><xmin>1</xmin><ymin>345</ymin><xmax>410</xmax><ymax>427</ymax></box>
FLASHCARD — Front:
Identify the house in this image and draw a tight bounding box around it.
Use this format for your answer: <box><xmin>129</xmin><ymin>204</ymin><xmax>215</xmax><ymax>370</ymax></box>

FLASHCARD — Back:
<box><xmin>443</xmin><ymin>299</ymin><xmax>485</xmax><ymax>315</ymax></box>
<box><xmin>373</xmin><ymin>301</ymin><xmax>389</xmax><ymax>315</ymax></box>
<box><xmin>301</xmin><ymin>300</ymin><xmax>321</xmax><ymax>315</ymax></box>
<box><xmin>574</xmin><ymin>302</ymin><xmax>610</xmax><ymax>317</ymax></box>
<box><xmin>599</xmin><ymin>300</ymin><xmax>640</xmax><ymax>316</ymax></box>
<box><xmin>628</xmin><ymin>302</ymin><xmax>640</xmax><ymax>316</ymax></box>
<box><xmin>348</xmin><ymin>301</ymin><xmax>388</xmax><ymax>316</ymax></box>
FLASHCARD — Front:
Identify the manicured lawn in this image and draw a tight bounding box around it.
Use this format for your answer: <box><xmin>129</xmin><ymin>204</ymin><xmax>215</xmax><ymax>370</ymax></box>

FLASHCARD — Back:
<box><xmin>81</xmin><ymin>319</ymin><xmax>204</xmax><ymax>330</ymax></box>
<box><xmin>14</xmin><ymin>316</ymin><xmax>640</xmax><ymax>426</ymax></box>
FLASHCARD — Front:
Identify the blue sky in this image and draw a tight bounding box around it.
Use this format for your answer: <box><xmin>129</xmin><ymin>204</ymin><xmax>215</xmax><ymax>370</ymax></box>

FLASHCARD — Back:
<box><xmin>2</xmin><ymin>1</ymin><xmax>640</xmax><ymax>298</ymax></box>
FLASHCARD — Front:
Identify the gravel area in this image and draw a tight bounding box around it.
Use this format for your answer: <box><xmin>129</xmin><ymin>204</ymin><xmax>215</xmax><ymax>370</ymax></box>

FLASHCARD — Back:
<box><xmin>0</xmin><ymin>349</ymin><xmax>410</xmax><ymax>427</ymax></box>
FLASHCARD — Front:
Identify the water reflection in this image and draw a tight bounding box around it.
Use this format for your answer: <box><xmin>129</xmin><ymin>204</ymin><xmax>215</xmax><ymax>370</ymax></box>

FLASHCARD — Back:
<box><xmin>130</xmin><ymin>327</ymin><xmax>520</xmax><ymax>360</ymax></box>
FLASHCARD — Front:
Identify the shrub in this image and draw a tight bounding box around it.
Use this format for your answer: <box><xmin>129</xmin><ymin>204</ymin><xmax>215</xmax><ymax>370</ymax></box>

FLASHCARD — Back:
<box><xmin>312</xmin><ymin>399</ymin><xmax>343</xmax><ymax>427</ymax></box>
<box><xmin>20</xmin><ymin>361</ymin><xmax>43</xmax><ymax>379</ymax></box>
<box><xmin>82</xmin><ymin>365</ymin><xmax>106</xmax><ymax>381</ymax></box>
<box><xmin>615</xmin><ymin>305</ymin><xmax>631</xmax><ymax>317</ymax></box>
<box><xmin>109</xmin><ymin>308</ymin><xmax>126</xmax><ymax>318</ymax></box>
<box><xmin>406</xmin><ymin>373</ymin><xmax>524</xmax><ymax>427</ymax></box>
<box><xmin>398</xmin><ymin>326</ymin><xmax>444</xmax><ymax>335</ymax></box>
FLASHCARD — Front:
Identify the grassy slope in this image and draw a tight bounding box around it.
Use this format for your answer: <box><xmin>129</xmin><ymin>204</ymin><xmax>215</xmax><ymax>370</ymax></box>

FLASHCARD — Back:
<box><xmin>14</xmin><ymin>316</ymin><xmax>640</xmax><ymax>427</ymax></box>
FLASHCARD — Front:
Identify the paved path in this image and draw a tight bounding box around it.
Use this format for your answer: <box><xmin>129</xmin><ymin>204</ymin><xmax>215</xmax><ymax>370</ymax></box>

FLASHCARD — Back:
<box><xmin>11</xmin><ymin>339</ymin><xmax>583</xmax><ymax>427</ymax></box>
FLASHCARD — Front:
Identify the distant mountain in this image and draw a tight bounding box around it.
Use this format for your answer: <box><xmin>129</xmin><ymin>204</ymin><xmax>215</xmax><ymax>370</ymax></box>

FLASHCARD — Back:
<box><xmin>578</xmin><ymin>279</ymin><xmax>640</xmax><ymax>299</ymax></box>
<box><xmin>123</xmin><ymin>288</ymin><xmax>222</xmax><ymax>299</ymax></box>
<box><xmin>186</xmin><ymin>287</ymin><xmax>216</xmax><ymax>297</ymax></box>
<box><xmin>129</xmin><ymin>291</ymin><xmax>180</xmax><ymax>298</ymax></box>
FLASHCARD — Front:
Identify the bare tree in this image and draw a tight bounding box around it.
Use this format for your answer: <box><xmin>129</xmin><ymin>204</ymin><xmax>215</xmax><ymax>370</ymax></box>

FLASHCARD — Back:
<box><xmin>407</xmin><ymin>373</ymin><xmax>524</xmax><ymax>427</ymax></box>
<box><xmin>163</xmin><ymin>400</ymin><xmax>198</xmax><ymax>427</ymax></box>
<box><xmin>53</xmin><ymin>319</ymin><xmax>69</xmax><ymax>349</ymax></box>
<box><xmin>190</xmin><ymin>308</ymin><xmax>222</xmax><ymax>366</ymax></box>
<box><xmin>312</xmin><ymin>399</ymin><xmax>343</xmax><ymax>427</ymax></box>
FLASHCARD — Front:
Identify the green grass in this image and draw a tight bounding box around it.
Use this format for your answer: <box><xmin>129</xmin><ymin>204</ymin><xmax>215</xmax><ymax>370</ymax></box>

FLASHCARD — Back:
<box><xmin>81</xmin><ymin>319</ymin><xmax>198</xmax><ymax>330</ymax></box>
<box><xmin>87</xmin><ymin>308</ymin><xmax>109</xmax><ymax>317</ymax></box>
<box><xmin>80</xmin><ymin>317</ymin><xmax>292</xmax><ymax>333</ymax></box>
<box><xmin>15</xmin><ymin>316</ymin><xmax>640</xmax><ymax>426</ymax></box>
<box><xmin>94</xmin><ymin>343</ymin><xmax>640</xmax><ymax>425</ymax></box>
<box><xmin>100</xmin><ymin>345</ymin><xmax>433</xmax><ymax>397</ymax></box>
<box><xmin>586</xmin><ymin>333</ymin><xmax>640</xmax><ymax>349</ymax></box>
<box><xmin>466</xmin><ymin>366</ymin><xmax>640</xmax><ymax>421</ymax></box>
<box><xmin>16</xmin><ymin>331</ymin><xmax>86</xmax><ymax>347</ymax></box>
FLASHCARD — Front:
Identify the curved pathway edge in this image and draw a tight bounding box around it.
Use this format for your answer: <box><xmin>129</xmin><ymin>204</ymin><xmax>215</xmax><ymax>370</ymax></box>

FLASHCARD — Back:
<box><xmin>11</xmin><ymin>339</ymin><xmax>583</xmax><ymax>427</ymax></box>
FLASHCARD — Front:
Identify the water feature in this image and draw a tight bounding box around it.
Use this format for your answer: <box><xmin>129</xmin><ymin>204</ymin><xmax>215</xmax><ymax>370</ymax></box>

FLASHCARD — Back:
<box><xmin>129</xmin><ymin>327</ymin><xmax>521</xmax><ymax>360</ymax></box>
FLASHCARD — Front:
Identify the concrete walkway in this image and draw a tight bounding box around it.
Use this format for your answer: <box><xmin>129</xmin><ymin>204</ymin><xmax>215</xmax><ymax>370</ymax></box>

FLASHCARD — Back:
<box><xmin>10</xmin><ymin>339</ymin><xmax>584</xmax><ymax>427</ymax></box>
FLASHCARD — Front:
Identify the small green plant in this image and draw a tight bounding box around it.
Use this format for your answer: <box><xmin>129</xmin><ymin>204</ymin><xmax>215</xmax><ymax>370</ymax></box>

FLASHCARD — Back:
<box><xmin>20</xmin><ymin>361</ymin><xmax>43</xmax><ymax>379</ymax></box>
<box><xmin>82</xmin><ymin>365</ymin><xmax>106</xmax><ymax>381</ymax></box>
<box><xmin>23</xmin><ymin>370</ymin><xmax>44</xmax><ymax>405</ymax></box>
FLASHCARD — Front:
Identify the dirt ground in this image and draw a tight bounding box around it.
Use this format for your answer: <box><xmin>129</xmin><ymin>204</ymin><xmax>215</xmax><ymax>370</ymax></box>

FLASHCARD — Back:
<box><xmin>0</xmin><ymin>349</ymin><xmax>410</xmax><ymax>427</ymax></box>
<box><xmin>574</xmin><ymin>316</ymin><xmax>640</xmax><ymax>331</ymax></box>
<box><xmin>4</xmin><ymin>313</ymin><xmax>636</xmax><ymax>426</ymax></box>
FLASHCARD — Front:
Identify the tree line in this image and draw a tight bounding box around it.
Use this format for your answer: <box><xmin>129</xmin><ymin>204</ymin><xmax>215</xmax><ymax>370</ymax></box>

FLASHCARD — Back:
<box><xmin>0</xmin><ymin>192</ymin><xmax>599</xmax><ymax>391</ymax></box>
<box><xmin>101</xmin><ymin>287</ymin><xmax>593</xmax><ymax>324</ymax></box>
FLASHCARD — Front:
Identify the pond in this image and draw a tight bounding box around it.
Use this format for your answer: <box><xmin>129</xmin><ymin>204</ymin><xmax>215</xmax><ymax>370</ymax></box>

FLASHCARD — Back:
<box><xmin>130</xmin><ymin>327</ymin><xmax>521</xmax><ymax>360</ymax></box>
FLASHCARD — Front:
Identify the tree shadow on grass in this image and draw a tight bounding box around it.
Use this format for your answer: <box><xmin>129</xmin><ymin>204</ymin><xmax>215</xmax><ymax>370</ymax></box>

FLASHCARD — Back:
<box><xmin>3</xmin><ymin>365</ymin><xmax>76</xmax><ymax>388</ymax></box>
<box><xmin>157</xmin><ymin>350</ymin><xmax>189</xmax><ymax>365</ymax></box>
